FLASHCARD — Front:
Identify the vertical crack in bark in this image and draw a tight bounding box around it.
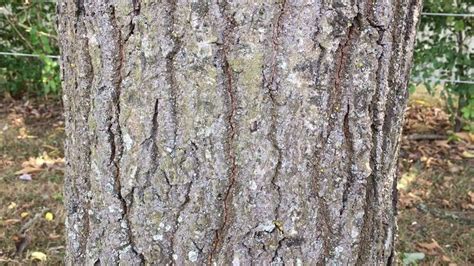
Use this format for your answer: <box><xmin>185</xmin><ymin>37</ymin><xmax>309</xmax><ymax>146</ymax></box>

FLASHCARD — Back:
<box><xmin>151</xmin><ymin>99</ymin><xmax>160</xmax><ymax>142</ymax></box>
<box><xmin>109</xmin><ymin>5</ymin><xmax>144</xmax><ymax>263</ymax></box>
<box><xmin>271</xmin><ymin>236</ymin><xmax>287</xmax><ymax>262</ymax></box>
<box><xmin>209</xmin><ymin>1</ymin><xmax>237</xmax><ymax>263</ymax></box>
<box><xmin>124</xmin><ymin>0</ymin><xmax>141</xmax><ymax>43</ymax></box>
<box><xmin>267</xmin><ymin>1</ymin><xmax>287</xmax><ymax>261</ymax></box>
<box><xmin>329</xmin><ymin>16</ymin><xmax>358</xmax><ymax>131</ymax></box>
<box><xmin>340</xmin><ymin>104</ymin><xmax>354</xmax><ymax>216</ymax></box>
<box><xmin>312</xmin><ymin>15</ymin><xmax>360</xmax><ymax>263</ymax></box>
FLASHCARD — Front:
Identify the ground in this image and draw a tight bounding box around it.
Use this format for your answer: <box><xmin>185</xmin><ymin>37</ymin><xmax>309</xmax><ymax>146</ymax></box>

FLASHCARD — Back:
<box><xmin>0</xmin><ymin>99</ymin><xmax>65</xmax><ymax>264</ymax></box>
<box><xmin>0</xmin><ymin>93</ymin><xmax>472</xmax><ymax>265</ymax></box>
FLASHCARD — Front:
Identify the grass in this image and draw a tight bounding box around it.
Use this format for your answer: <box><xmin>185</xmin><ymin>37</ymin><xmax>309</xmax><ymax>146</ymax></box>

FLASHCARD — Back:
<box><xmin>0</xmin><ymin>97</ymin><xmax>472</xmax><ymax>265</ymax></box>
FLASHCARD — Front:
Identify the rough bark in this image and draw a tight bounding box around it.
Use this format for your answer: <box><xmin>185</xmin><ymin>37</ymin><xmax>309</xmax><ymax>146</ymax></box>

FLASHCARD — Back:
<box><xmin>58</xmin><ymin>0</ymin><xmax>421</xmax><ymax>264</ymax></box>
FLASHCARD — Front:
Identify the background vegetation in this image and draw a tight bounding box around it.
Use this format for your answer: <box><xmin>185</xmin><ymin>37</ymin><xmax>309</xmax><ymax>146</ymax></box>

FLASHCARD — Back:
<box><xmin>411</xmin><ymin>0</ymin><xmax>473</xmax><ymax>131</ymax></box>
<box><xmin>0</xmin><ymin>0</ymin><xmax>59</xmax><ymax>97</ymax></box>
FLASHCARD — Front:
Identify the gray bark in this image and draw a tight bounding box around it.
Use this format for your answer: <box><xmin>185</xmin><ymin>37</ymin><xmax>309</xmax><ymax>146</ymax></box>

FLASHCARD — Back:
<box><xmin>57</xmin><ymin>0</ymin><xmax>421</xmax><ymax>265</ymax></box>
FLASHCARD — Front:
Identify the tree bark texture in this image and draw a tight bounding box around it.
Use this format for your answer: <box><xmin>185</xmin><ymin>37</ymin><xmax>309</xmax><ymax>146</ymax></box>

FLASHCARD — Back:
<box><xmin>58</xmin><ymin>0</ymin><xmax>421</xmax><ymax>265</ymax></box>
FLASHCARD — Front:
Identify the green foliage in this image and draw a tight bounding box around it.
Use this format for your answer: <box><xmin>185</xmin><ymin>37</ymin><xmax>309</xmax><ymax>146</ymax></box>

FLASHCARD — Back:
<box><xmin>411</xmin><ymin>0</ymin><xmax>473</xmax><ymax>131</ymax></box>
<box><xmin>0</xmin><ymin>1</ymin><xmax>59</xmax><ymax>97</ymax></box>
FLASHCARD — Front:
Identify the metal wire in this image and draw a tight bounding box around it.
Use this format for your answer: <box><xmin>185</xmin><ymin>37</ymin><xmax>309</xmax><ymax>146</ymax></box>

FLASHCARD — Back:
<box><xmin>412</xmin><ymin>77</ymin><xmax>474</xmax><ymax>85</ymax></box>
<box><xmin>0</xmin><ymin>51</ymin><xmax>59</xmax><ymax>59</ymax></box>
<box><xmin>421</xmin><ymin>12</ymin><xmax>474</xmax><ymax>17</ymax></box>
<box><xmin>0</xmin><ymin>13</ymin><xmax>471</xmax><ymax>60</ymax></box>
<box><xmin>0</xmin><ymin>11</ymin><xmax>473</xmax><ymax>86</ymax></box>
<box><xmin>1</xmin><ymin>52</ymin><xmax>472</xmax><ymax>84</ymax></box>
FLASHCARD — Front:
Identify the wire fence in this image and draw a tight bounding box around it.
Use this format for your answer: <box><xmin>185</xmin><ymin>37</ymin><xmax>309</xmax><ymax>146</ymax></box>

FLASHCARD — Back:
<box><xmin>0</xmin><ymin>12</ymin><xmax>472</xmax><ymax>85</ymax></box>
<box><xmin>411</xmin><ymin>78</ymin><xmax>474</xmax><ymax>85</ymax></box>
<box><xmin>421</xmin><ymin>12</ymin><xmax>474</xmax><ymax>17</ymax></box>
<box><xmin>0</xmin><ymin>51</ymin><xmax>59</xmax><ymax>59</ymax></box>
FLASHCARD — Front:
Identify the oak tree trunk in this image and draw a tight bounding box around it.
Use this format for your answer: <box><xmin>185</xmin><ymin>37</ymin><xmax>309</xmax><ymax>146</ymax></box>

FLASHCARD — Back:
<box><xmin>58</xmin><ymin>0</ymin><xmax>421</xmax><ymax>264</ymax></box>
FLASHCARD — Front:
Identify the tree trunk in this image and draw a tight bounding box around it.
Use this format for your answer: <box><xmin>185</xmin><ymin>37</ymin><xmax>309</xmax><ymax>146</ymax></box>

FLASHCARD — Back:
<box><xmin>57</xmin><ymin>0</ymin><xmax>421</xmax><ymax>264</ymax></box>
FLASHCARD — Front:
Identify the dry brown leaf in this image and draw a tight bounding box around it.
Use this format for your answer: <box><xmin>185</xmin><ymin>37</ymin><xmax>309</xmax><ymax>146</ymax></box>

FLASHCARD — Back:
<box><xmin>441</xmin><ymin>255</ymin><xmax>452</xmax><ymax>262</ymax></box>
<box><xmin>453</xmin><ymin>132</ymin><xmax>474</xmax><ymax>143</ymax></box>
<box><xmin>435</xmin><ymin>140</ymin><xmax>450</xmax><ymax>149</ymax></box>
<box><xmin>468</xmin><ymin>191</ymin><xmax>474</xmax><ymax>203</ymax></box>
<box><xmin>399</xmin><ymin>192</ymin><xmax>422</xmax><ymax>208</ymax></box>
<box><xmin>14</xmin><ymin>166</ymin><xmax>43</xmax><ymax>175</ymax></box>
<box><xmin>3</xmin><ymin>219</ymin><xmax>21</xmax><ymax>226</ymax></box>
<box><xmin>441</xmin><ymin>199</ymin><xmax>451</xmax><ymax>208</ymax></box>
<box><xmin>417</xmin><ymin>239</ymin><xmax>442</xmax><ymax>255</ymax></box>
<box><xmin>15</xmin><ymin>153</ymin><xmax>65</xmax><ymax>175</ymax></box>
<box><xmin>48</xmin><ymin>233</ymin><xmax>61</xmax><ymax>240</ymax></box>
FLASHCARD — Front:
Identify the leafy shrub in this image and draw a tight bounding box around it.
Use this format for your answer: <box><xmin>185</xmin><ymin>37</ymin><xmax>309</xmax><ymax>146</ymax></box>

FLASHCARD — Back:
<box><xmin>411</xmin><ymin>0</ymin><xmax>473</xmax><ymax>131</ymax></box>
<box><xmin>0</xmin><ymin>1</ymin><xmax>59</xmax><ymax>98</ymax></box>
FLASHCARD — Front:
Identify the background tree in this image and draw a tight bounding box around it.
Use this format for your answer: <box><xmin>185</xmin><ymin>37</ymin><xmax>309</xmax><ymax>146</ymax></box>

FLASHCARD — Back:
<box><xmin>57</xmin><ymin>0</ymin><xmax>421</xmax><ymax>264</ymax></box>
<box><xmin>411</xmin><ymin>0</ymin><xmax>473</xmax><ymax>131</ymax></box>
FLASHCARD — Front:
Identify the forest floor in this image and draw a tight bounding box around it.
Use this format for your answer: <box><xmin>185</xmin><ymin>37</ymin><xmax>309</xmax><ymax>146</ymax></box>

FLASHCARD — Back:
<box><xmin>0</xmin><ymin>93</ymin><xmax>472</xmax><ymax>265</ymax></box>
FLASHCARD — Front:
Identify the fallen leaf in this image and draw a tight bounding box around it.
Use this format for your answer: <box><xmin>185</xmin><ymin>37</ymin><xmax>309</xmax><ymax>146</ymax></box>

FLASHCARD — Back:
<box><xmin>30</xmin><ymin>251</ymin><xmax>47</xmax><ymax>261</ymax></box>
<box><xmin>461</xmin><ymin>150</ymin><xmax>474</xmax><ymax>158</ymax></box>
<box><xmin>48</xmin><ymin>233</ymin><xmax>61</xmax><ymax>240</ymax></box>
<box><xmin>44</xmin><ymin>212</ymin><xmax>54</xmax><ymax>221</ymax></box>
<box><xmin>14</xmin><ymin>166</ymin><xmax>42</xmax><ymax>175</ymax></box>
<box><xmin>453</xmin><ymin>132</ymin><xmax>474</xmax><ymax>143</ymax></box>
<box><xmin>441</xmin><ymin>199</ymin><xmax>451</xmax><ymax>208</ymax></box>
<box><xmin>18</xmin><ymin>173</ymin><xmax>32</xmax><ymax>181</ymax></box>
<box><xmin>15</xmin><ymin>154</ymin><xmax>64</xmax><ymax>175</ymax></box>
<box><xmin>434</xmin><ymin>140</ymin><xmax>450</xmax><ymax>149</ymax></box>
<box><xmin>399</xmin><ymin>191</ymin><xmax>423</xmax><ymax>208</ymax></box>
<box><xmin>20</xmin><ymin>212</ymin><xmax>29</xmax><ymax>218</ymax></box>
<box><xmin>441</xmin><ymin>255</ymin><xmax>452</xmax><ymax>262</ymax></box>
<box><xmin>416</xmin><ymin>239</ymin><xmax>442</xmax><ymax>255</ymax></box>
<box><xmin>7</xmin><ymin>202</ymin><xmax>17</xmax><ymax>209</ymax></box>
<box><xmin>3</xmin><ymin>219</ymin><xmax>21</xmax><ymax>225</ymax></box>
